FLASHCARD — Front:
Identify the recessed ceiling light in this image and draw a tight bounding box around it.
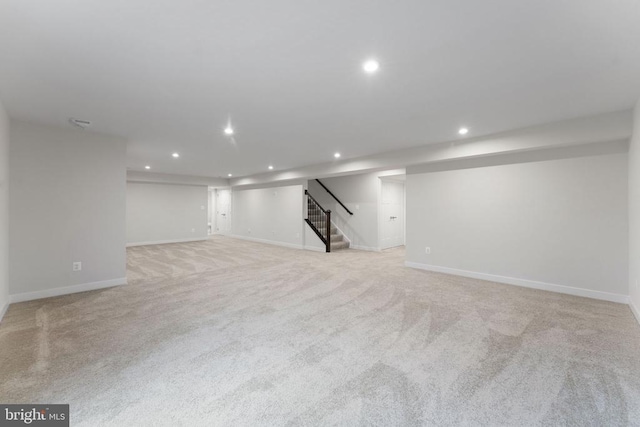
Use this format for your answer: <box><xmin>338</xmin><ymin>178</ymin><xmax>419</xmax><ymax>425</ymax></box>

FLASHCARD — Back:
<box><xmin>458</xmin><ymin>127</ymin><xmax>469</xmax><ymax>135</ymax></box>
<box><xmin>228</xmin><ymin>173</ymin><xmax>233</xmax><ymax>177</ymax></box>
<box><xmin>172</xmin><ymin>152</ymin><xmax>180</xmax><ymax>158</ymax></box>
<box><xmin>363</xmin><ymin>59</ymin><xmax>380</xmax><ymax>74</ymax></box>
<box><xmin>145</xmin><ymin>165</ymin><xmax>151</xmax><ymax>170</ymax></box>
<box><xmin>224</xmin><ymin>126</ymin><xmax>234</xmax><ymax>135</ymax></box>
<box><xmin>334</xmin><ymin>152</ymin><xmax>341</xmax><ymax>158</ymax></box>
<box><xmin>268</xmin><ymin>165</ymin><xmax>274</xmax><ymax>170</ymax></box>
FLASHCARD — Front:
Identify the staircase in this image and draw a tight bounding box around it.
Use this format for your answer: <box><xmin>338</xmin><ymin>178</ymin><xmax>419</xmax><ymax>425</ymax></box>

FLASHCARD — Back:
<box><xmin>307</xmin><ymin>203</ymin><xmax>350</xmax><ymax>250</ymax></box>
<box><xmin>305</xmin><ymin>190</ymin><xmax>350</xmax><ymax>252</ymax></box>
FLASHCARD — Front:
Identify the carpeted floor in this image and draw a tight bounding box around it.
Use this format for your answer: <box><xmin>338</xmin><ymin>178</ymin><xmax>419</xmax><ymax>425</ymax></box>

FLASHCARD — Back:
<box><xmin>1</xmin><ymin>235</ymin><xmax>640</xmax><ymax>426</ymax></box>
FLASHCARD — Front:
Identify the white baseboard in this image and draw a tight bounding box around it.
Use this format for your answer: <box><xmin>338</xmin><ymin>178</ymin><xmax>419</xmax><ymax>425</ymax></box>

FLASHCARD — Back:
<box><xmin>10</xmin><ymin>277</ymin><xmax>128</xmax><ymax>304</ymax></box>
<box><xmin>405</xmin><ymin>261</ymin><xmax>629</xmax><ymax>304</ymax></box>
<box><xmin>630</xmin><ymin>299</ymin><xmax>640</xmax><ymax>325</ymax></box>
<box><xmin>0</xmin><ymin>301</ymin><xmax>8</xmax><ymax>324</ymax></box>
<box><xmin>304</xmin><ymin>245</ymin><xmax>326</xmax><ymax>253</ymax></box>
<box><xmin>229</xmin><ymin>234</ymin><xmax>303</xmax><ymax>250</ymax></box>
<box><xmin>351</xmin><ymin>245</ymin><xmax>380</xmax><ymax>252</ymax></box>
<box><xmin>126</xmin><ymin>237</ymin><xmax>208</xmax><ymax>247</ymax></box>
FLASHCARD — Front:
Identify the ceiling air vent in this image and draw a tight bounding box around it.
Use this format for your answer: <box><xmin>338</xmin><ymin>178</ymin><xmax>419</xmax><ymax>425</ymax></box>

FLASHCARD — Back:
<box><xmin>69</xmin><ymin>118</ymin><xmax>91</xmax><ymax>129</ymax></box>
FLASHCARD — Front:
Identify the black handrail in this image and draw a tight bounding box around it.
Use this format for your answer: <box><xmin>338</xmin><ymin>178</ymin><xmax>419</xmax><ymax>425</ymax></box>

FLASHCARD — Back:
<box><xmin>315</xmin><ymin>179</ymin><xmax>354</xmax><ymax>215</ymax></box>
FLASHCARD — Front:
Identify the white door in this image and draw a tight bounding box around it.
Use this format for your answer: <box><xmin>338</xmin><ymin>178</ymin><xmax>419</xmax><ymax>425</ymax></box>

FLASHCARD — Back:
<box><xmin>380</xmin><ymin>180</ymin><xmax>405</xmax><ymax>249</ymax></box>
<box><xmin>216</xmin><ymin>189</ymin><xmax>232</xmax><ymax>234</ymax></box>
<box><xmin>208</xmin><ymin>190</ymin><xmax>216</xmax><ymax>235</ymax></box>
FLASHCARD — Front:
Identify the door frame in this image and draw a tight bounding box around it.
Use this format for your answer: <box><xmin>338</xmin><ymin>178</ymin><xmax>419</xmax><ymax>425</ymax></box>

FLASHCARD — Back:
<box><xmin>378</xmin><ymin>176</ymin><xmax>406</xmax><ymax>250</ymax></box>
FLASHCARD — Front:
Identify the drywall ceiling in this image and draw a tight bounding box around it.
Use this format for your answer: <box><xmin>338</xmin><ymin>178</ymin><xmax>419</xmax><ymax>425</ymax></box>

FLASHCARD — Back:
<box><xmin>1</xmin><ymin>0</ymin><xmax>639</xmax><ymax>178</ymax></box>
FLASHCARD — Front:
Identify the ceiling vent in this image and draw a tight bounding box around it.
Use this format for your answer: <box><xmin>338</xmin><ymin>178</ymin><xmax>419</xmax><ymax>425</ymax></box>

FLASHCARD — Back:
<box><xmin>69</xmin><ymin>118</ymin><xmax>91</xmax><ymax>129</ymax></box>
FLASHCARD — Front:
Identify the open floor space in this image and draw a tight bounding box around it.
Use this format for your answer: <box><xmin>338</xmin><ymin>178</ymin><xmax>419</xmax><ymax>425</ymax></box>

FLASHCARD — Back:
<box><xmin>1</xmin><ymin>237</ymin><xmax>639</xmax><ymax>425</ymax></box>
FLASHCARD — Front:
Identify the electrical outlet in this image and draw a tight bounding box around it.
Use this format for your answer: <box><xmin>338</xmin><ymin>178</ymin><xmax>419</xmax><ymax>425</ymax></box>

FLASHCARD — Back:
<box><xmin>72</xmin><ymin>262</ymin><xmax>82</xmax><ymax>272</ymax></box>
<box><xmin>191</xmin><ymin>228</ymin><xmax>196</xmax><ymax>232</ymax></box>
<box><xmin>425</xmin><ymin>247</ymin><xmax>431</xmax><ymax>255</ymax></box>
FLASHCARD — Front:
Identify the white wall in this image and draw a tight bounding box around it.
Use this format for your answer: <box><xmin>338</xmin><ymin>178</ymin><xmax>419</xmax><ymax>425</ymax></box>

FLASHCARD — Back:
<box><xmin>406</xmin><ymin>150</ymin><xmax>629</xmax><ymax>302</ymax></box>
<box><xmin>231</xmin><ymin>184</ymin><xmax>305</xmax><ymax>248</ymax></box>
<box><xmin>9</xmin><ymin>121</ymin><xmax>127</xmax><ymax>301</ymax></box>
<box><xmin>126</xmin><ymin>182</ymin><xmax>208</xmax><ymax>245</ymax></box>
<box><xmin>0</xmin><ymin>100</ymin><xmax>9</xmax><ymax>318</ymax></box>
<box><xmin>629</xmin><ymin>100</ymin><xmax>640</xmax><ymax>318</ymax></box>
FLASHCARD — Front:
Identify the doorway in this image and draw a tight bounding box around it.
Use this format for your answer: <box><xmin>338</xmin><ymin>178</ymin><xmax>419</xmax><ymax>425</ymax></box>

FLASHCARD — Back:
<box><xmin>216</xmin><ymin>189</ymin><xmax>232</xmax><ymax>234</ymax></box>
<box><xmin>208</xmin><ymin>188</ymin><xmax>216</xmax><ymax>235</ymax></box>
<box><xmin>380</xmin><ymin>178</ymin><xmax>405</xmax><ymax>249</ymax></box>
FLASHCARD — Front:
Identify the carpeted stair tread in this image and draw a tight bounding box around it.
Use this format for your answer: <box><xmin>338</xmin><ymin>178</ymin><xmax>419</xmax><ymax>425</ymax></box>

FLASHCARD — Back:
<box><xmin>331</xmin><ymin>241</ymin><xmax>350</xmax><ymax>250</ymax></box>
<box><xmin>306</xmin><ymin>217</ymin><xmax>350</xmax><ymax>250</ymax></box>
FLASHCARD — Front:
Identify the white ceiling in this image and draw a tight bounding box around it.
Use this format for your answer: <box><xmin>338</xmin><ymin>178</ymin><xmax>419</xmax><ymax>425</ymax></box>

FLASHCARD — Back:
<box><xmin>1</xmin><ymin>0</ymin><xmax>640</xmax><ymax>179</ymax></box>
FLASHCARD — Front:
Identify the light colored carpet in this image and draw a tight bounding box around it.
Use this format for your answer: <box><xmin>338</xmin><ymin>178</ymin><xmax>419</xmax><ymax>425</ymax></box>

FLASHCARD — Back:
<box><xmin>1</xmin><ymin>235</ymin><xmax>640</xmax><ymax>426</ymax></box>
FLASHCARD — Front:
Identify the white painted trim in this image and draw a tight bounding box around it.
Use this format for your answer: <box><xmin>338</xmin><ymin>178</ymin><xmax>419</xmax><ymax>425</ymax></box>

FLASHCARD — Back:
<box><xmin>630</xmin><ymin>299</ymin><xmax>640</xmax><ymax>325</ymax></box>
<box><xmin>351</xmin><ymin>245</ymin><xmax>381</xmax><ymax>252</ymax></box>
<box><xmin>304</xmin><ymin>245</ymin><xmax>326</xmax><ymax>253</ymax></box>
<box><xmin>10</xmin><ymin>278</ymin><xmax>128</xmax><ymax>303</ymax></box>
<box><xmin>126</xmin><ymin>237</ymin><xmax>208</xmax><ymax>247</ymax></box>
<box><xmin>0</xmin><ymin>302</ymin><xmax>8</xmax><ymax>324</ymax></box>
<box><xmin>229</xmin><ymin>234</ymin><xmax>303</xmax><ymax>250</ymax></box>
<box><xmin>405</xmin><ymin>262</ymin><xmax>629</xmax><ymax>304</ymax></box>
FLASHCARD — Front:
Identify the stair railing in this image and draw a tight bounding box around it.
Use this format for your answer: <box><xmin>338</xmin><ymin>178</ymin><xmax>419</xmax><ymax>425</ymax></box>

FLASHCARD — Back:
<box><xmin>305</xmin><ymin>190</ymin><xmax>331</xmax><ymax>252</ymax></box>
<box><xmin>315</xmin><ymin>179</ymin><xmax>354</xmax><ymax>216</ymax></box>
